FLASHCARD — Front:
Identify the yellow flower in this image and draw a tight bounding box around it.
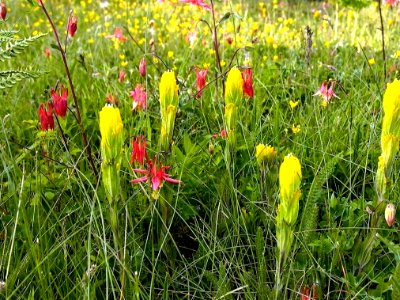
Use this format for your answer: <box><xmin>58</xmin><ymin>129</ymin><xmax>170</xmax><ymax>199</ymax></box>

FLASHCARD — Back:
<box><xmin>289</xmin><ymin>100</ymin><xmax>299</xmax><ymax>109</ymax></box>
<box><xmin>99</xmin><ymin>105</ymin><xmax>123</xmax><ymax>151</ymax></box>
<box><xmin>273</xmin><ymin>55</ymin><xmax>279</xmax><ymax>61</ymax></box>
<box><xmin>225</xmin><ymin>67</ymin><xmax>244</xmax><ymax>105</ymax></box>
<box><xmin>279</xmin><ymin>153</ymin><xmax>302</xmax><ymax>224</ymax></box>
<box><xmin>381</xmin><ymin>134</ymin><xmax>399</xmax><ymax>167</ymax></box>
<box><xmin>291</xmin><ymin>125</ymin><xmax>300</xmax><ymax>134</ymax></box>
<box><xmin>368</xmin><ymin>58</ymin><xmax>375</xmax><ymax>65</ymax></box>
<box><xmin>255</xmin><ymin>144</ymin><xmax>277</xmax><ymax>165</ymax></box>
<box><xmin>159</xmin><ymin>71</ymin><xmax>179</xmax><ymax>110</ymax></box>
<box><xmin>382</xmin><ymin>78</ymin><xmax>400</xmax><ymax>135</ymax></box>
<box><xmin>168</xmin><ymin>51</ymin><xmax>174</xmax><ymax>58</ymax></box>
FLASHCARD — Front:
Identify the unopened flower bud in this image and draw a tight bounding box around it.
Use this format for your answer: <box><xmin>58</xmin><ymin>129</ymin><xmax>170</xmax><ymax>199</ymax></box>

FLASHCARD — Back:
<box><xmin>385</xmin><ymin>203</ymin><xmax>396</xmax><ymax>227</ymax></box>
<box><xmin>139</xmin><ymin>58</ymin><xmax>146</xmax><ymax>77</ymax></box>
<box><xmin>68</xmin><ymin>15</ymin><xmax>78</xmax><ymax>38</ymax></box>
<box><xmin>0</xmin><ymin>2</ymin><xmax>7</xmax><ymax>21</ymax></box>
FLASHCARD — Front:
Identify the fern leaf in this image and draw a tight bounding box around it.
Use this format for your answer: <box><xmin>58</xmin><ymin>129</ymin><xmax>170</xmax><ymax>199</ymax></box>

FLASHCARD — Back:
<box><xmin>392</xmin><ymin>263</ymin><xmax>400</xmax><ymax>299</ymax></box>
<box><xmin>0</xmin><ymin>29</ymin><xmax>18</xmax><ymax>38</ymax></box>
<box><xmin>0</xmin><ymin>70</ymin><xmax>41</xmax><ymax>89</ymax></box>
<box><xmin>299</xmin><ymin>155</ymin><xmax>340</xmax><ymax>246</ymax></box>
<box><xmin>0</xmin><ymin>34</ymin><xmax>46</xmax><ymax>61</ymax></box>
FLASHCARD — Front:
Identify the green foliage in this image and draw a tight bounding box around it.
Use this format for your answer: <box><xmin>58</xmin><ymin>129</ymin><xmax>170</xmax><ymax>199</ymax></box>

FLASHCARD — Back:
<box><xmin>336</xmin><ymin>0</ymin><xmax>373</xmax><ymax>9</ymax></box>
<box><xmin>0</xmin><ymin>70</ymin><xmax>41</xmax><ymax>89</ymax></box>
<box><xmin>0</xmin><ymin>30</ymin><xmax>44</xmax><ymax>89</ymax></box>
<box><xmin>299</xmin><ymin>155</ymin><xmax>340</xmax><ymax>246</ymax></box>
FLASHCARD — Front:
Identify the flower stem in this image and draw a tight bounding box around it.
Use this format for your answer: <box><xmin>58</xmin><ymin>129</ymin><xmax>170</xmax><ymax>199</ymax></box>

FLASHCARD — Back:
<box><xmin>40</xmin><ymin>3</ymin><xmax>98</xmax><ymax>178</ymax></box>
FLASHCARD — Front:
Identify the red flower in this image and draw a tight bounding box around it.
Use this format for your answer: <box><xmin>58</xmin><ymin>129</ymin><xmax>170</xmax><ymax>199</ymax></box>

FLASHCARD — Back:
<box><xmin>139</xmin><ymin>58</ymin><xmax>147</xmax><ymax>77</ymax></box>
<box><xmin>241</xmin><ymin>68</ymin><xmax>254</xmax><ymax>98</ymax></box>
<box><xmin>0</xmin><ymin>2</ymin><xmax>7</xmax><ymax>21</ymax></box>
<box><xmin>44</xmin><ymin>47</ymin><xmax>51</xmax><ymax>58</ymax></box>
<box><xmin>38</xmin><ymin>102</ymin><xmax>54</xmax><ymax>131</ymax></box>
<box><xmin>50</xmin><ymin>85</ymin><xmax>68</xmax><ymax>117</ymax></box>
<box><xmin>131</xmin><ymin>159</ymin><xmax>181</xmax><ymax>191</ymax></box>
<box><xmin>67</xmin><ymin>15</ymin><xmax>78</xmax><ymax>38</ymax></box>
<box><xmin>105</xmin><ymin>27</ymin><xmax>128</xmax><ymax>42</ymax></box>
<box><xmin>118</xmin><ymin>70</ymin><xmax>126</xmax><ymax>82</ymax></box>
<box><xmin>179</xmin><ymin>0</ymin><xmax>211</xmax><ymax>11</ymax></box>
<box><xmin>130</xmin><ymin>136</ymin><xmax>147</xmax><ymax>166</ymax></box>
<box><xmin>130</xmin><ymin>84</ymin><xmax>147</xmax><ymax>111</ymax></box>
<box><xmin>313</xmin><ymin>80</ymin><xmax>339</xmax><ymax>104</ymax></box>
<box><xmin>195</xmin><ymin>67</ymin><xmax>208</xmax><ymax>98</ymax></box>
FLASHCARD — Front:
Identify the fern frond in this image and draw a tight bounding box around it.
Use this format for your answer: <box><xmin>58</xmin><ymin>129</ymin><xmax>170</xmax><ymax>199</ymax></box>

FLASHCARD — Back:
<box><xmin>0</xmin><ymin>33</ymin><xmax>46</xmax><ymax>61</ymax></box>
<box><xmin>0</xmin><ymin>29</ymin><xmax>19</xmax><ymax>38</ymax></box>
<box><xmin>299</xmin><ymin>155</ymin><xmax>340</xmax><ymax>246</ymax></box>
<box><xmin>392</xmin><ymin>263</ymin><xmax>400</xmax><ymax>299</ymax></box>
<box><xmin>0</xmin><ymin>70</ymin><xmax>42</xmax><ymax>89</ymax></box>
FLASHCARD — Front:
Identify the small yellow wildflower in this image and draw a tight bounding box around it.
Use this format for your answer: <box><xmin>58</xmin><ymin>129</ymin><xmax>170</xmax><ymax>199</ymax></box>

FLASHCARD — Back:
<box><xmin>168</xmin><ymin>51</ymin><xmax>174</xmax><ymax>58</ymax></box>
<box><xmin>273</xmin><ymin>55</ymin><xmax>279</xmax><ymax>61</ymax></box>
<box><xmin>368</xmin><ymin>58</ymin><xmax>375</xmax><ymax>65</ymax></box>
<box><xmin>291</xmin><ymin>125</ymin><xmax>300</xmax><ymax>134</ymax></box>
<box><xmin>121</xmin><ymin>61</ymin><xmax>128</xmax><ymax>67</ymax></box>
<box><xmin>289</xmin><ymin>100</ymin><xmax>299</xmax><ymax>109</ymax></box>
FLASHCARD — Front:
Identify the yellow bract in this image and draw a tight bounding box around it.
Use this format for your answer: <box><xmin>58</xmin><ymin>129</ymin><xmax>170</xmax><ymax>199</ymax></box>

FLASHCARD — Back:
<box><xmin>159</xmin><ymin>71</ymin><xmax>178</xmax><ymax>110</ymax></box>
<box><xmin>99</xmin><ymin>105</ymin><xmax>123</xmax><ymax>148</ymax></box>
<box><xmin>382</xmin><ymin>78</ymin><xmax>400</xmax><ymax>135</ymax></box>
<box><xmin>279</xmin><ymin>154</ymin><xmax>302</xmax><ymax>205</ymax></box>
<box><xmin>225</xmin><ymin>67</ymin><xmax>244</xmax><ymax>105</ymax></box>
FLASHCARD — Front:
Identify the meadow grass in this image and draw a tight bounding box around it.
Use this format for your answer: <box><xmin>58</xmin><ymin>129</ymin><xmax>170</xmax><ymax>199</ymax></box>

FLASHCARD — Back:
<box><xmin>1</xmin><ymin>0</ymin><xmax>400</xmax><ymax>299</ymax></box>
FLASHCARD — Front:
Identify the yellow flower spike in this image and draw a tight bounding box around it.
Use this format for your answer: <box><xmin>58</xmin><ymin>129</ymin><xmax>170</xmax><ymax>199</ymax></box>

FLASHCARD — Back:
<box><xmin>99</xmin><ymin>105</ymin><xmax>123</xmax><ymax>154</ymax></box>
<box><xmin>255</xmin><ymin>144</ymin><xmax>277</xmax><ymax>166</ymax></box>
<box><xmin>99</xmin><ymin>105</ymin><xmax>124</xmax><ymax>204</ymax></box>
<box><xmin>382</xmin><ymin>79</ymin><xmax>400</xmax><ymax>136</ymax></box>
<box><xmin>279</xmin><ymin>153</ymin><xmax>302</xmax><ymax>223</ymax></box>
<box><xmin>225</xmin><ymin>67</ymin><xmax>244</xmax><ymax>105</ymax></box>
<box><xmin>159</xmin><ymin>71</ymin><xmax>179</xmax><ymax>111</ymax></box>
<box><xmin>381</xmin><ymin>134</ymin><xmax>400</xmax><ymax>168</ymax></box>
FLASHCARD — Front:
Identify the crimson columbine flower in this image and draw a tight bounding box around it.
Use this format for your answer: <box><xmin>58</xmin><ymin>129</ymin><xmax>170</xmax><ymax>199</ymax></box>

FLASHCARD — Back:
<box><xmin>130</xmin><ymin>84</ymin><xmax>147</xmax><ymax>111</ymax></box>
<box><xmin>130</xmin><ymin>136</ymin><xmax>147</xmax><ymax>166</ymax></box>
<box><xmin>179</xmin><ymin>0</ymin><xmax>211</xmax><ymax>11</ymax></box>
<box><xmin>195</xmin><ymin>67</ymin><xmax>208</xmax><ymax>98</ymax></box>
<box><xmin>0</xmin><ymin>2</ymin><xmax>7</xmax><ymax>21</ymax></box>
<box><xmin>131</xmin><ymin>159</ymin><xmax>181</xmax><ymax>191</ymax></box>
<box><xmin>38</xmin><ymin>102</ymin><xmax>54</xmax><ymax>131</ymax></box>
<box><xmin>241</xmin><ymin>68</ymin><xmax>254</xmax><ymax>98</ymax></box>
<box><xmin>313</xmin><ymin>80</ymin><xmax>339</xmax><ymax>106</ymax></box>
<box><xmin>139</xmin><ymin>58</ymin><xmax>146</xmax><ymax>77</ymax></box>
<box><xmin>50</xmin><ymin>85</ymin><xmax>68</xmax><ymax>117</ymax></box>
<box><xmin>67</xmin><ymin>15</ymin><xmax>78</xmax><ymax>38</ymax></box>
<box><xmin>105</xmin><ymin>27</ymin><xmax>128</xmax><ymax>42</ymax></box>
<box><xmin>118</xmin><ymin>70</ymin><xmax>126</xmax><ymax>82</ymax></box>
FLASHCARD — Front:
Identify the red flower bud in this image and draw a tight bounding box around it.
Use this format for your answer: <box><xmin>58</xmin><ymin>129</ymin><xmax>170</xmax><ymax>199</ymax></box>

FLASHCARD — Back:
<box><xmin>38</xmin><ymin>102</ymin><xmax>54</xmax><ymax>131</ymax></box>
<box><xmin>0</xmin><ymin>2</ymin><xmax>7</xmax><ymax>21</ymax></box>
<box><xmin>241</xmin><ymin>68</ymin><xmax>254</xmax><ymax>98</ymax></box>
<box><xmin>195</xmin><ymin>67</ymin><xmax>208</xmax><ymax>98</ymax></box>
<box><xmin>385</xmin><ymin>203</ymin><xmax>396</xmax><ymax>227</ymax></box>
<box><xmin>68</xmin><ymin>15</ymin><xmax>78</xmax><ymax>38</ymax></box>
<box><xmin>50</xmin><ymin>85</ymin><xmax>68</xmax><ymax>117</ymax></box>
<box><xmin>139</xmin><ymin>58</ymin><xmax>146</xmax><ymax>77</ymax></box>
<box><xmin>118</xmin><ymin>70</ymin><xmax>126</xmax><ymax>83</ymax></box>
<box><xmin>130</xmin><ymin>136</ymin><xmax>147</xmax><ymax>166</ymax></box>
